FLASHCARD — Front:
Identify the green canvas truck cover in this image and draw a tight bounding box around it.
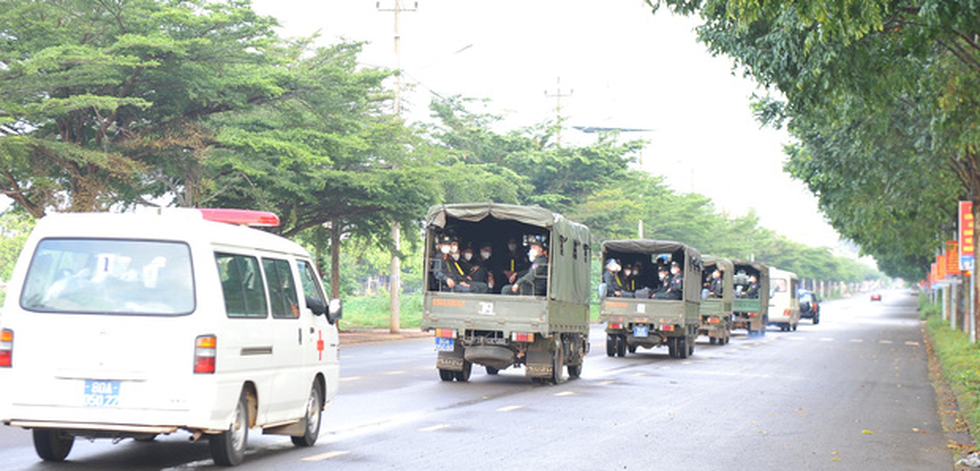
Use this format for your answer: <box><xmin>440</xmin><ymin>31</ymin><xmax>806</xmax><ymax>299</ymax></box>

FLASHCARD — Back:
<box><xmin>425</xmin><ymin>203</ymin><xmax>591</xmax><ymax>305</ymax></box>
<box><xmin>600</xmin><ymin>239</ymin><xmax>702</xmax><ymax>302</ymax></box>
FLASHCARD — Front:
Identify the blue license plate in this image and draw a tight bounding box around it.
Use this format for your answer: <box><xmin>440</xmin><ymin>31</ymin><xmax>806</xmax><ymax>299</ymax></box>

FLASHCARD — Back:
<box><xmin>633</xmin><ymin>326</ymin><xmax>649</xmax><ymax>337</ymax></box>
<box><xmin>434</xmin><ymin>337</ymin><xmax>455</xmax><ymax>352</ymax></box>
<box><xmin>84</xmin><ymin>380</ymin><xmax>120</xmax><ymax>408</ymax></box>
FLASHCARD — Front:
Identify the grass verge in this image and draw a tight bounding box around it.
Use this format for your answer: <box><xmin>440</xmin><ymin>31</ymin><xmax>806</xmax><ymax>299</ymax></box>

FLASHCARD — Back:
<box><xmin>923</xmin><ymin>295</ymin><xmax>980</xmax><ymax>452</ymax></box>
<box><xmin>339</xmin><ymin>291</ymin><xmax>423</xmax><ymax>330</ymax></box>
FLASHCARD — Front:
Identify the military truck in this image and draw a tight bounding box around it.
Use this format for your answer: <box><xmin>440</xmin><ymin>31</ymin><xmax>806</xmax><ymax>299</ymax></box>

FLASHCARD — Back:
<box><xmin>599</xmin><ymin>240</ymin><xmax>702</xmax><ymax>359</ymax></box>
<box><xmin>420</xmin><ymin>203</ymin><xmax>591</xmax><ymax>385</ymax></box>
<box><xmin>730</xmin><ymin>259</ymin><xmax>769</xmax><ymax>336</ymax></box>
<box><xmin>698</xmin><ymin>255</ymin><xmax>733</xmax><ymax>345</ymax></box>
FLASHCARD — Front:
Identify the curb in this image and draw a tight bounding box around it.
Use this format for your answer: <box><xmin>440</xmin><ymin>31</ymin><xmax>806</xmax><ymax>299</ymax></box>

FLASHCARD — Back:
<box><xmin>339</xmin><ymin>329</ymin><xmax>430</xmax><ymax>345</ymax></box>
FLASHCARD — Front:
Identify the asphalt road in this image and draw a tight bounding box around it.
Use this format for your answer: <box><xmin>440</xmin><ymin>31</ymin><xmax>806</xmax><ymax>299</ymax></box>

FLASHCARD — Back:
<box><xmin>0</xmin><ymin>289</ymin><xmax>959</xmax><ymax>470</ymax></box>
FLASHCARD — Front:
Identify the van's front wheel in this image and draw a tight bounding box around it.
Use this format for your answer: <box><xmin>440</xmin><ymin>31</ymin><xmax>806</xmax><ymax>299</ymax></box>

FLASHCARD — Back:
<box><xmin>210</xmin><ymin>391</ymin><xmax>249</xmax><ymax>466</ymax></box>
<box><xmin>33</xmin><ymin>429</ymin><xmax>74</xmax><ymax>462</ymax></box>
<box><xmin>291</xmin><ymin>382</ymin><xmax>323</xmax><ymax>447</ymax></box>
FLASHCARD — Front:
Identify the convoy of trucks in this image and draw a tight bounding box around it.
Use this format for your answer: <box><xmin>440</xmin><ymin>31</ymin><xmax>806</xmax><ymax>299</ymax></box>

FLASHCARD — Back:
<box><xmin>0</xmin><ymin>201</ymin><xmax>826</xmax><ymax>466</ymax></box>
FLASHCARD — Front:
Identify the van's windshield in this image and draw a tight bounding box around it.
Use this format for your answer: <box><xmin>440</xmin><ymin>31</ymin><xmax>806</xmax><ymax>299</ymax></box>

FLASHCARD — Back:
<box><xmin>20</xmin><ymin>239</ymin><xmax>195</xmax><ymax>315</ymax></box>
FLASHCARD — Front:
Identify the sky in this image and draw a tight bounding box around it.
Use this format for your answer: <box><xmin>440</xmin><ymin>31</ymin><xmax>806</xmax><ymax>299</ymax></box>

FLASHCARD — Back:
<box><xmin>249</xmin><ymin>0</ymin><xmax>843</xmax><ymax>250</ymax></box>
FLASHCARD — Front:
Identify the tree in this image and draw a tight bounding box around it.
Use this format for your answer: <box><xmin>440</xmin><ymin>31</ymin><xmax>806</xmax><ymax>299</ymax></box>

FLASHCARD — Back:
<box><xmin>0</xmin><ymin>0</ymin><xmax>287</xmax><ymax>215</ymax></box>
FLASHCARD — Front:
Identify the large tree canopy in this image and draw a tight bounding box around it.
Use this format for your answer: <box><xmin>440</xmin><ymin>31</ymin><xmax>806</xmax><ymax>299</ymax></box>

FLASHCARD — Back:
<box><xmin>651</xmin><ymin>0</ymin><xmax>979</xmax><ymax>280</ymax></box>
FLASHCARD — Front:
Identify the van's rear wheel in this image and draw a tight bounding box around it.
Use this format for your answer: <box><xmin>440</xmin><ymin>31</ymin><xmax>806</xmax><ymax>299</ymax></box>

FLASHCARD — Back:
<box><xmin>291</xmin><ymin>382</ymin><xmax>323</xmax><ymax>447</ymax></box>
<box><xmin>210</xmin><ymin>391</ymin><xmax>249</xmax><ymax>466</ymax></box>
<box><xmin>32</xmin><ymin>429</ymin><xmax>74</xmax><ymax>462</ymax></box>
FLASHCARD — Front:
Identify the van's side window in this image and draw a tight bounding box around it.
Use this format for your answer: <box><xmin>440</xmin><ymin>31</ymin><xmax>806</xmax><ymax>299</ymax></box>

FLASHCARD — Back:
<box><xmin>297</xmin><ymin>260</ymin><xmax>326</xmax><ymax>307</ymax></box>
<box><xmin>215</xmin><ymin>253</ymin><xmax>268</xmax><ymax>318</ymax></box>
<box><xmin>263</xmin><ymin>258</ymin><xmax>299</xmax><ymax>319</ymax></box>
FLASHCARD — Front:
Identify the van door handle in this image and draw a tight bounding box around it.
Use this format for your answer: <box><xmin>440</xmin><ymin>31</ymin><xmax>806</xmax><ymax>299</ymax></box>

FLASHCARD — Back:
<box><xmin>297</xmin><ymin>328</ymin><xmax>302</xmax><ymax>345</ymax></box>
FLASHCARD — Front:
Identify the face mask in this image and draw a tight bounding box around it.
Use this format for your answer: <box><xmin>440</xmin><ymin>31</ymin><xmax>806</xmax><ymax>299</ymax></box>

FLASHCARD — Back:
<box><xmin>528</xmin><ymin>249</ymin><xmax>539</xmax><ymax>260</ymax></box>
<box><xmin>659</xmin><ymin>272</ymin><xmax>667</xmax><ymax>280</ymax></box>
<box><xmin>450</xmin><ymin>245</ymin><xmax>459</xmax><ymax>254</ymax></box>
<box><xmin>671</xmin><ymin>268</ymin><xmax>679</xmax><ymax>275</ymax></box>
<box><xmin>463</xmin><ymin>253</ymin><xmax>473</xmax><ymax>261</ymax></box>
<box><xmin>451</xmin><ymin>253</ymin><xmax>460</xmax><ymax>261</ymax></box>
<box><xmin>440</xmin><ymin>245</ymin><xmax>450</xmax><ymax>254</ymax></box>
<box><xmin>624</xmin><ymin>270</ymin><xmax>632</xmax><ymax>276</ymax></box>
<box><xmin>508</xmin><ymin>243</ymin><xmax>517</xmax><ymax>252</ymax></box>
<box><xmin>481</xmin><ymin>250</ymin><xmax>491</xmax><ymax>260</ymax></box>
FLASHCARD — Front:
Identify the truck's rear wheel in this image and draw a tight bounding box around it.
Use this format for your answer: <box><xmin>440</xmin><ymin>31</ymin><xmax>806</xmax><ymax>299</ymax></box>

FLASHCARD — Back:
<box><xmin>605</xmin><ymin>335</ymin><xmax>616</xmax><ymax>357</ymax></box>
<box><xmin>453</xmin><ymin>361</ymin><xmax>472</xmax><ymax>382</ymax></box>
<box><xmin>551</xmin><ymin>343</ymin><xmax>565</xmax><ymax>384</ymax></box>
<box><xmin>485</xmin><ymin>366</ymin><xmax>499</xmax><ymax>375</ymax></box>
<box><xmin>567</xmin><ymin>362</ymin><xmax>582</xmax><ymax>379</ymax></box>
<box><xmin>667</xmin><ymin>338</ymin><xmax>677</xmax><ymax>358</ymax></box>
<box><xmin>615</xmin><ymin>336</ymin><xmax>627</xmax><ymax>357</ymax></box>
<box><xmin>438</xmin><ymin>369</ymin><xmax>454</xmax><ymax>381</ymax></box>
<box><xmin>677</xmin><ymin>337</ymin><xmax>689</xmax><ymax>359</ymax></box>
<box><xmin>32</xmin><ymin>429</ymin><xmax>74</xmax><ymax>462</ymax></box>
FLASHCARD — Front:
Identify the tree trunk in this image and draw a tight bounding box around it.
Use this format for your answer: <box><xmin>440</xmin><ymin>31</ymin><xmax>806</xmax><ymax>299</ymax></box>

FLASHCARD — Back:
<box><xmin>330</xmin><ymin>220</ymin><xmax>341</xmax><ymax>299</ymax></box>
<box><xmin>390</xmin><ymin>221</ymin><xmax>401</xmax><ymax>334</ymax></box>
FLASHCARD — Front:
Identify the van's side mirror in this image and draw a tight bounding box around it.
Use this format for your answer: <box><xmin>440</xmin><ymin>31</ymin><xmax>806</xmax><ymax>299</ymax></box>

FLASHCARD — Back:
<box><xmin>327</xmin><ymin>298</ymin><xmax>343</xmax><ymax>323</ymax></box>
<box><xmin>305</xmin><ymin>295</ymin><xmax>327</xmax><ymax>316</ymax></box>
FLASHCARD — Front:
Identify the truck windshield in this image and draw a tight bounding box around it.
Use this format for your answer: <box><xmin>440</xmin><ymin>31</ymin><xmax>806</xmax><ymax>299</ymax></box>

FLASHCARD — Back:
<box><xmin>20</xmin><ymin>238</ymin><xmax>195</xmax><ymax>315</ymax></box>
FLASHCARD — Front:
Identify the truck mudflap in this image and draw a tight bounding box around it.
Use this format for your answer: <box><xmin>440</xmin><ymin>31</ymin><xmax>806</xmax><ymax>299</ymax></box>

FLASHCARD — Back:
<box><xmin>436</xmin><ymin>341</ymin><xmax>466</xmax><ymax>372</ymax></box>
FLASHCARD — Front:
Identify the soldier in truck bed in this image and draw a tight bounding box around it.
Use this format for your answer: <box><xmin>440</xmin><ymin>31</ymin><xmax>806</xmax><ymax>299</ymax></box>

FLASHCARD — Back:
<box><xmin>502</xmin><ymin>239</ymin><xmax>548</xmax><ymax>296</ymax></box>
<box><xmin>500</xmin><ymin>236</ymin><xmax>530</xmax><ymax>283</ymax></box>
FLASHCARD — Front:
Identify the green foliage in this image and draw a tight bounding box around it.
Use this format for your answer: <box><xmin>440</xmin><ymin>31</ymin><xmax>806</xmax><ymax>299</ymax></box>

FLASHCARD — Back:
<box><xmin>340</xmin><ymin>291</ymin><xmax>423</xmax><ymax>330</ymax></box>
<box><xmin>651</xmin><ymin>0</ymin><xmax>980</xmax><ymax>281</ymax></box>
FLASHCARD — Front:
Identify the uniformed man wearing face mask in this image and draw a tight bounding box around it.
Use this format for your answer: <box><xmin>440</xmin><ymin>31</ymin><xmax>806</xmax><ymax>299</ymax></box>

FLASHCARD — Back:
<box><xmin>476</xmin><ymin>241</ymin><xmax>498</xmax><ymax>293</ymax></box>
<box><xmin>501</xmin><ymin>236</ymin><xmax>529</xmax><ymax>283</ymax></box>
<box><xmin>443</xmin><ymin>237</ymin><xmax>480</xmax><ymax>293</ymax></box>
<box><xmin>664</xmin><ymin>261</ymin><xmax>684</xmax><ymax>300</ymax></box>
<box><xmin>430</xmin><ymin>235</ymin><xmax>455</xmax><ymax>291</ymax></box>
<box><xmin>502</xmin><ymin>238</ymin><xmax>548</xmax><ymax>296</ymax></box>
<box><xmin>602</xmin><ymin>259</ymin><xmax>633</xmax><ymax>298</ymax></box>
<box><xmin>459</xmin><ymin>242</ymin><xmax>489</xmax><ymax>293</ymax></box>
<box><xmin>650</xmin><ymin>266</ymin><xmax>671</xmax><ymax>299</ymax></box>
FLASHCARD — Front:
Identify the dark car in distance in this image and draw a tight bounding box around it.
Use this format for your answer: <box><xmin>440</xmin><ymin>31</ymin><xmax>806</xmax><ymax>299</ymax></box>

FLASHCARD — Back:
<box><xmin>799</xmin><ymin>290</ymin><xmax>820</xmax><ymax>324</ymax></box>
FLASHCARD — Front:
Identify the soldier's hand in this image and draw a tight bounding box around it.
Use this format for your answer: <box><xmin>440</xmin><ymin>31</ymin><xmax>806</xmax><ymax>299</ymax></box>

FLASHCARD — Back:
<box><xmin>447</xmin><ymin>279</ymin><xmax>455</xmax><ymax>288</ymax></box>
<box><xmin>511</xmin><ymin>284</ymin><xmax>519</xmax><ymax>293</ymax></box>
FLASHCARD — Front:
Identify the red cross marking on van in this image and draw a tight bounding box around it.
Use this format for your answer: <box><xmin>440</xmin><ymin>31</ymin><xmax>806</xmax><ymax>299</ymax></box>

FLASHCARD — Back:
<box><xmin>317</xmin><ymin>330</ymin><xmax>325</xmax><ymax>361</ymax></box>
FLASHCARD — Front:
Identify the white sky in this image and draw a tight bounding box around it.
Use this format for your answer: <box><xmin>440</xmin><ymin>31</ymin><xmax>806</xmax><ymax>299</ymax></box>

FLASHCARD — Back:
<box><xmin>249</xmin><ymin>0</ymin><xmax>842</xmax><ymax>249</ymax></box>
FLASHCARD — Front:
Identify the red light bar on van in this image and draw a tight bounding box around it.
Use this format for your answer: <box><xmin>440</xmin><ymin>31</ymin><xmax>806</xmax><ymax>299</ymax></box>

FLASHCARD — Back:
<box><xmin>197</xmin><ymin>208</ymin><xmax>280</xmax><ymax>227</ymax></box>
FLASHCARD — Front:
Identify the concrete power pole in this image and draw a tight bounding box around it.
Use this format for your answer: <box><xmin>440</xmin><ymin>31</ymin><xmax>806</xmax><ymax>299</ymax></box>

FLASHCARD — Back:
<box><xmin>378</xmin><ymin>0</ymin><xmax>416</xmax><ymax>333</ymax></box>
<box><xmin>544</xmin><ymin>77</ymin><xmax>572</xmax><ymax>146</ymax></box>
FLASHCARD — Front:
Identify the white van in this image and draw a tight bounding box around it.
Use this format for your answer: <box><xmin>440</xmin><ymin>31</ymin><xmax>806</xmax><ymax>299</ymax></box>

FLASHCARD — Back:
<box><xmin>0</xmin><ymin>209</ymin><xmax>342</xmax><ymax>466</ymax></box>
<box><xmin>767</xmin><ymin>267</ymin><xmax>800</xmax><ymax>331</ymax></box>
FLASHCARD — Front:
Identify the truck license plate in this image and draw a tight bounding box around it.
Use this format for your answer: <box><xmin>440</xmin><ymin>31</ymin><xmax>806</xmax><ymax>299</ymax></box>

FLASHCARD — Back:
<box><xmin>434</xmin><ymin>337</ymin><xmax>455</xmax><ymax>352</ymax></box>
<box><xmin>84</xmin><ymin>380</ymin><xmax>120</xmax><ymax>407</ymax></box>
<box><xmin>633</xmin><ymin>326</ymin><xmax>649</xmax><ymax>337</ymax></box>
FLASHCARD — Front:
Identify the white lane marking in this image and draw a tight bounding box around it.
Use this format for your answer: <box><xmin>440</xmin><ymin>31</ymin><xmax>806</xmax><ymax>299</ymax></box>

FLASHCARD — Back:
<box><xmin>303</xmin><ymin>451</ymin><xmax>350</xmax><ymax>462</ymax></box>
<box><xmin>497</xmin><ymin>405</ymin><xmax>524</xmax><ymax>412</ymax></box>
<box><xmin>599</xmin><ymin>380</ymin><xmax>615</xmax><ymax>386</ymax></box>
<box><xmin>340</xmin><ymin>376</ymin><xmax>362</xmax><ymax>382</ymax></box>
<box><xmin>850</xmin><ymin>339</ymin><xmax>864</xmax><ymax>343</ymax></box>
<box><xmin>787</xmin><ymin>337</ymin><xmax>805</xmax><ymax>341</ymax></box>
<box><xmin>419</xmin><ymin>424</ymin><xmax>451</xmax><ymax>432</ymax></box>
<box><xmin>880</xmin><ymin>340</ymin><xmax>893</xmax><ymax>344</ymax></box>
<box><xmin>820</xmin><ymin>338</ymin><xmax>835</xmax><ymax>342</ymax></box>
<box><xmin>555</xmin><ymin>391</ymin><xmax>575</xmax><ymax>397</ymax></box>
<box><xmin>681</xmin><ymin>361</ymin><xmax>693</xmax><ymax>365</ymax></box>
<box><xmin>633</xmin><ymin>372</ymin><xmax>647</xmax><ymax>376</ymax></box>
<box><xmin>385</xmin><ymin>370</ymin><xmax>406</xmax><ymax>375</ymax></box>
<box><xmin>905</xmin><ymin>341</ymin><xmax>920</xmax><ymax>346</ymax></box>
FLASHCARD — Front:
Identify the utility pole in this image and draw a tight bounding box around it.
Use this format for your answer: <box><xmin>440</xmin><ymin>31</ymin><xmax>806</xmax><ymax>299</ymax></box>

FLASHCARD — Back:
<box><xmin>378</xmin><ymin>0</ymin><xmax>416</xmax><ymax>333</ymax></box>
<box><xmin>544</xmin><ymin>76</ymin><xmax>572</xmax><ymax>146</ymax></box>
